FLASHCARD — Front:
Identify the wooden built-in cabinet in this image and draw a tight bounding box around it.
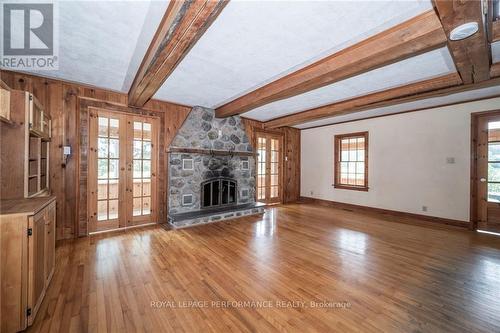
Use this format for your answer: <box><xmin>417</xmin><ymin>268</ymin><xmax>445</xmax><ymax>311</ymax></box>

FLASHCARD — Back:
<box><xmin>0</xmin><ymin>90</ymin><xmax>51</xmax><ymax>199</ymax></box>
<box><xmin>0</xmin><ymin>196</ymin><xmax>56</xmax><ymax>332</ymax></box>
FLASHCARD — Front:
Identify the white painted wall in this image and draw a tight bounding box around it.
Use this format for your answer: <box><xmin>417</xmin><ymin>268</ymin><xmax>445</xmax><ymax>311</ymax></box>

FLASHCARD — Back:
<box><xmin>301</xmin><ymin>97</ymin><xmax>500</xmax><ymax>222</ymax></box>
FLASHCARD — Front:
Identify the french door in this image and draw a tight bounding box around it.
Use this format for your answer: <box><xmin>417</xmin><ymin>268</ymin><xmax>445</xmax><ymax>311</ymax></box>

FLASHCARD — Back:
<box><xmin>88</xmin><ymin>109</ymin><xmax>158</xmax><ymax>233</ymax></box>
<box><xmin>256</xmin><ymin>132</ymin><xmax>283</xmax><ymax>204</ymax></box>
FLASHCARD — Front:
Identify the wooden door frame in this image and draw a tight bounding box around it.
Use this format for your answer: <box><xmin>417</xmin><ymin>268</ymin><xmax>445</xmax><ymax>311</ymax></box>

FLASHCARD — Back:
<box><xmin>87</xmin><ymin>107</ymin><xmax>160</xmax><ymax>233</ymax></box>
<box><xmin>470</xmin><ymin>109</ymin><xmax>500</xmax><ymax>231</ymax></box>
<box><xmin>77</xmin><ymin>98</ymin><xmax>167</xmax><ymax>237</ymax></box>
<box><xmin>255</xmin><ymin>130</ymin><xmax>284</xmax><ymax>204</ymax></box>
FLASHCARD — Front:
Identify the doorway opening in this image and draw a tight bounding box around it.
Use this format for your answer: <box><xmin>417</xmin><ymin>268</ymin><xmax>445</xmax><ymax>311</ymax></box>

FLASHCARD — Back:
<box><xmin>472</xmin><ymin>111</ymin><xmax>500</xmax><ymax>234</ymax></box>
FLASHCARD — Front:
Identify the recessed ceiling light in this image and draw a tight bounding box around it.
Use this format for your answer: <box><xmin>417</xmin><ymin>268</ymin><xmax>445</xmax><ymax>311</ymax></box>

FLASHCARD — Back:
<box><xmin>449</xmin><ymin>22</ymin><xmax>479</xmax><ymax>41</ymax></box>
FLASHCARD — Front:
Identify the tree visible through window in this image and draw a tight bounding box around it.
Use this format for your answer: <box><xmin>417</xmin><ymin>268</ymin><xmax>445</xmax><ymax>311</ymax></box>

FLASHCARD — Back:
<box><xmin>334</xmin><ymin>132</ymin><xmax>368</xmax><ymax>191</ymax></box>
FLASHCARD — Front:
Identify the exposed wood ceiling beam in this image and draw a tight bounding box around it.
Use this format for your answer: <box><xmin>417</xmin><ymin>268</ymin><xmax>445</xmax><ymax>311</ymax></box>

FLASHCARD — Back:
<box><xmin>266</xmin><ymin>75</ymin><xmax>500</xmax><ymax>129</ymax></box>
<box><xmin>265</xmin><ymin>73</ymin><xmax>463</xmax><ymax>128</ymax></box>
<box><xmin>128</xmin><ymin>0</ymin><xmax>228</xmax><ymax>107</ymax></box>
<box><xmin>299</xmin><ymin>93</ymin><xmax>500</xmax><ymax>130</ymax></box>
<box><xmin>433</xmin><ymin>0</ymin><xmax>490</xmax><ymax>84</ymax></box>
<box><xmin>215</xmin><ymin>10</ymin><xmax>447</xmax><ymax>118</ymax></box>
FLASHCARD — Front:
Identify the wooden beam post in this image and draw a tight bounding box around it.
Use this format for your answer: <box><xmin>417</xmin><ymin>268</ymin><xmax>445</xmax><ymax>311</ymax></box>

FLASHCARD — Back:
<box><xmin>215</xmin><ymin>10</ymin><xmax>447</xmax><ymax>118</ymax></box>
<box><xmin>433</xmin><ymin>0</ymin><xmax>490</xmax><ymax>84</ymax></box>
<box><xmin>128</xmin><ymin>0</ymin><xmax>228</xmax><ymax>107</ymax></box>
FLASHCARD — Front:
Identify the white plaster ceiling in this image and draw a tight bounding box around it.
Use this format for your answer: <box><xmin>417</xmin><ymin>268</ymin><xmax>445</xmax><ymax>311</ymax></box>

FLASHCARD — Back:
<box><xmin>154</xmin><ymin>0</ymin><xmax>433</xmax><ymax>107</ymax></box>
<box><xmin>242</xmin><ymin>47</ymin><xmax>456</xmax><ymax>121</ymax></box>
<box><xmin>25</xmin><ymin>0</ymin><xmax>169</xmax><ymax>92</ymax></box>
<box><xmin>295</xmin><ymin>85</ymin><xmax>500</xmax><ymax>129</ymax></box>
<box><xmin>492</xmin><ymin>41</ymin><xmax>500</xmax><ymax>64</ymax></box>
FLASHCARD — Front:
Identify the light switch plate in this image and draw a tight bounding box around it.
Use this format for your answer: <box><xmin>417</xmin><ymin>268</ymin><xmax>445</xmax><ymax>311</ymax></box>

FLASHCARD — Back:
<box><xmin>63</xmin><ymin>145</ymin><xmax>71</xmax><ymax>156</ymax></box>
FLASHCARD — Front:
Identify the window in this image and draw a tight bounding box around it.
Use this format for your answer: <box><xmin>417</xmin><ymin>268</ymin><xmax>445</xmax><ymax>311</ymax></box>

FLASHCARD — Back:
<box><xmin>334</xmin><ymin>132</ymin><xmax>368</xmax><ymax>191</ymax></box>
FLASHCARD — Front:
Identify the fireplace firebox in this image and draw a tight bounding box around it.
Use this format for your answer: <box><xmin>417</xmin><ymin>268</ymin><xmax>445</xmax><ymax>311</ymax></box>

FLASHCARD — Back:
<box><xmin>201</xmin><ymin>178</ymin><xmax>237</xmax><ymax>209</ymax></box>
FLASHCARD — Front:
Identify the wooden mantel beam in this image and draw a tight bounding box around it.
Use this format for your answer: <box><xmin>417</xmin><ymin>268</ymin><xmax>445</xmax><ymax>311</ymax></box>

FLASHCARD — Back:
<box><xmin>215</xmin><ymin>10</ymin><xmax>447</xmax><ymax>118</ymax></box>
<box><xmin>264</xmin><ymin>73</ymin><xmax>463</xmax><ymax>128</ymax></box>
<box><xmin>433</xmin><ymin>0</ymin><xmax>490</xmax><ymax>84</ymax></box>
<box><xmin>128</xmin><ymin>0</ymin><xmax>228</xmax><ymax>107</ymax></box>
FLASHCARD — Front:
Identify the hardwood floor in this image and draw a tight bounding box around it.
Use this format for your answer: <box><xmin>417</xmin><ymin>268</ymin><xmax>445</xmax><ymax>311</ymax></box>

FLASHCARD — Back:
<box><xmin>28</xmin><ymin>203</ymin><xmax>500</xmax><ymax>332</ymax></box>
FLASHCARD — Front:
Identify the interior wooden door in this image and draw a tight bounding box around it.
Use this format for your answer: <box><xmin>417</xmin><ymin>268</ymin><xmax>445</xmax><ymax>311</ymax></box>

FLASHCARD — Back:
<box><xmin>88</xmin><ymin>109</ymin><xmax>158</xmax><ymax>233</ymax></box>
<box><xmin>256</xmin><ymin>132</ymin><xmax>283</xmax><ymax>204</ymax></box>
<box><xmin>127</xmin><ymin>115</ymin><xmax>158</xmax><ymax>226</ymax></box>
<box><xmin>89</xmin><ymin>110</ymin><xmax>125</xmax><ymax>232</ymax></box>
<box><xmin>476</xmin><ymin>112</ymin><xmax>500</xmax><ymax>233</ymax></box>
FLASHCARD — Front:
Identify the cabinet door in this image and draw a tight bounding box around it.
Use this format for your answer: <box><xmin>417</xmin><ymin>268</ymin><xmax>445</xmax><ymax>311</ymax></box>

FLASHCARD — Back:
<box><xmin>28</xmin><ymin>211</ymin><xmax>46</xmax><ymax>325</ymax></box>
<box><xmin>0</xmin><ymin>214</ymin><xmax>29</xmax><ymax>332</ymax></box>
<box><xmin>44</xmin><ymin>202</ymin><xmax>56</xmax><ymax>283</ymax></box>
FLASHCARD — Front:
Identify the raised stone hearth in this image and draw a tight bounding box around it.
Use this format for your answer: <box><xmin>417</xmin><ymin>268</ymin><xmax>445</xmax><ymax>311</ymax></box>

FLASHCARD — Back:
<box><xmin>168</xmin><ymin>202</ymin><xmax>266</xmax><ymax>229</ymax></box>
<box><xmin>167</xmin><ymin>106</ymin><xmax>263</xmax><ymax>228</ymax></box>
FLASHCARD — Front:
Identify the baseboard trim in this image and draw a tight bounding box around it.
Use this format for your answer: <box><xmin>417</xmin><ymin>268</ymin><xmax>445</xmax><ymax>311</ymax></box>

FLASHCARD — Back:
<box><xmin>299</xmin><ymin>196</ymin><xmax>469</xmax><ymax>229</ymax></box>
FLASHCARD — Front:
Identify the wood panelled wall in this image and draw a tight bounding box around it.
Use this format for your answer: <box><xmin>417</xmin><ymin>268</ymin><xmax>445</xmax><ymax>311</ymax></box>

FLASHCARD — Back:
<box><xmin>241</xmin><ymin>118</ymin><xmax>301</xmax><ymax>203</ymax></box>
<box><xmin>1</xmin><ymin>70</ymin><xmax>300</xmax><ymax>239</ymax></box>
<box><xmin>1</xmin><ymin>70</ymin><xmax>191</xmax><ymax>239</ymax></box>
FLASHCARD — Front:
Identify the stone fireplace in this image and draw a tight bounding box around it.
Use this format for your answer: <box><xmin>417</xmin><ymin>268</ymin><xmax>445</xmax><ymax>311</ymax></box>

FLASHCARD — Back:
<box><xmin>167</xmin><ymin>106</ymin><xmax>264</xmax><ymax>228</ymax></box>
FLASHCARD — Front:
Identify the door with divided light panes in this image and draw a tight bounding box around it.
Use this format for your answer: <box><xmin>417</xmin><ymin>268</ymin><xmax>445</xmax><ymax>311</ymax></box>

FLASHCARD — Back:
<box><xmin>256</xmin><ymin>132</ymin><xmax>283</xmax><ymax>204</ymax></box>
<box><xmin>88</xmin><ymin>109</ymin><xmax>159</xmax><ymax>233</ymax></box>
<box><xmin>475</xmin><ymin>112</ymin><xmax>500</xmax><ymax>234</ymax></box>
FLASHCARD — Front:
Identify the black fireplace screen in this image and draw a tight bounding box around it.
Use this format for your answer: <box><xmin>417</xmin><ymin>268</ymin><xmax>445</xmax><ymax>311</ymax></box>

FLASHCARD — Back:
<box><xmin>202</xmin><ymin>178</ymin><xmax>237</xmax><ymax>208</ymax></box>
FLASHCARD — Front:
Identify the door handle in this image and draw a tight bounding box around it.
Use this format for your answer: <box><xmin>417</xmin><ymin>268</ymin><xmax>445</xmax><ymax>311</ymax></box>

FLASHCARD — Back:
<box><xmin>480</xmin><ymin>178</ymin><xmax>487</xmax><ymax>182</ymax></box>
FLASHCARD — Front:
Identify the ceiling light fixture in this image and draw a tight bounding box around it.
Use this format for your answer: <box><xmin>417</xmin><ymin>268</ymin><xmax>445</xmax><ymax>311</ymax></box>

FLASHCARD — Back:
<box><xmin>449</xmin><ymin>22</ymin><xmax>479</xmax><ymax>41</ymax></box>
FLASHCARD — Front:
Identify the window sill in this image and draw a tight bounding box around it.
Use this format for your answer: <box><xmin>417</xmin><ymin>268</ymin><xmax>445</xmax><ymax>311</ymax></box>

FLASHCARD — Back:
<box><xmin>332</xmin><ymin>184</ymin><xmax>369</xmax><ymax>192</ymax></box>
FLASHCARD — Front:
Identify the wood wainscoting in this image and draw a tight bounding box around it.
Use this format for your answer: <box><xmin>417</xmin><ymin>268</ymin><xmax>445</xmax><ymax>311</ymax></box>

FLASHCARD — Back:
<box><xmin>299</xmin><ymin>196</ymin><xmax>469</xmax><ymax>229</ymax></box>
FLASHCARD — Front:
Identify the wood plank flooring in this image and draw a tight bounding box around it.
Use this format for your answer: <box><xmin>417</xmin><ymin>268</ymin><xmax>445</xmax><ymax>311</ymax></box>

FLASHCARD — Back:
<box><xmin>28</xmin><ymin>204</ymin><xmax>500</xmax><ymax>332</ymax></box>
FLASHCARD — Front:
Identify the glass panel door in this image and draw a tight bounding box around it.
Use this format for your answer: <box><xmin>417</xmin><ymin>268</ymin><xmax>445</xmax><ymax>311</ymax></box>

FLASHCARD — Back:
<box><xmin>89</xmin><ymin>111</ymin><xmax>124</xmax><ymax>232</ymax></box>
<box><xmin>257</xmin><ymin>136</ymin><xmax>267</xmax><ymax>201</ymax></box>
<box><xmin>256</xmin><ymin>133</ymin><xmax>282</xmax><ymax>204</ymax></box>
<box><xmin>97</xmin><ymin>116</ymin><xmax>121</xmax><ymax>222</ymax></box>
<box><xmin>89</xmin><ymin>110</ymin><xmax>158</xmax><ymax>233</ymax></box>
<box><xmin>127</xmin><ymin>117</ymin><xmax>156</xmax><ymax>226</ymax></box>
<box><xmin>270</xmin><ymin>138</ymin><xmax>280</xmax><ymax>200</ymax></box>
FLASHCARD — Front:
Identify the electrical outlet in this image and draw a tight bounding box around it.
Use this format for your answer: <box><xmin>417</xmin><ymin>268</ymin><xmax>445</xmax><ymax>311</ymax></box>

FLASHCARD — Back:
<box><xmin>422</xmin><ymin>206</ymin><xmax>428</xmax><ymax>212</ymax></box>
